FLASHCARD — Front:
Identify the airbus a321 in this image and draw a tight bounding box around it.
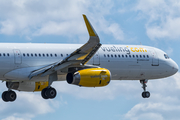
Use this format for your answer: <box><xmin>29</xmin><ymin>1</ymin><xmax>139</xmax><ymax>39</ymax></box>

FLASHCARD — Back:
<box><xmin>0</xmin><ymin>15</ymin><xmax>178</xmax><ymax>102</ymax></box>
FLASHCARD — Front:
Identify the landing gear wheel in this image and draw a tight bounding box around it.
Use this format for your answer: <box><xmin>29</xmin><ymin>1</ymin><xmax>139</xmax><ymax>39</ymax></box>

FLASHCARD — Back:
<box><xmin>2</xmin><ymin>91</ymin><xmax>8</xmax><ymax>102</ymax></box>
<box><xmin>140</xmin><ymin>79</ymin><xmax>151</xmax><ymax>98</ymax></box>
<box><xmin>2</xmin><ymin>90</ymin><xmax>17</xmax><ymax>102</ymax></box>
<box><xmin>41</xmin><ymin>88</ymin><xmax>48</xmax><ymax>99</ymax></box>
<box><xmin>7</xmin><ymin>91</ymin><xmax>17</xmax><ymax>102</ymax></box>
<box><xmin>142</xmin><ymin>91</ymin><xmax>150</xmax><ymax>98</ymax></box>
<box><xmin>46</xmin><ymin>87</ymin><xmax>57</xmax><ymax>99</ymax></box>
<box><xmin>41</xmin><ymin>87</ymin><xmax>57</xmax><ymax>99</ymax></box>
<box><xmin>142</xmin><ymin>92</ymin><xmax>146</xmax><ymax>98</ymax></box>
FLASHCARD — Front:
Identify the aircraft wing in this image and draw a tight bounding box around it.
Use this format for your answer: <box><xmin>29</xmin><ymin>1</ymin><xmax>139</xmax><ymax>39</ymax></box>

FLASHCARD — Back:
<box><xmin>29</xmin><ymin>15</ymin><xmax>101</xmax><ymax>79</ymax></box>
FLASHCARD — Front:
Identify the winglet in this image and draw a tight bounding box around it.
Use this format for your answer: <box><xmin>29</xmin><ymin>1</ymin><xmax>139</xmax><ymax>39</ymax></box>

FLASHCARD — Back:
<box><xmin>83</xmin><ymin>14</ymin><xmax>98</xmax><ymax>37</ymax></box>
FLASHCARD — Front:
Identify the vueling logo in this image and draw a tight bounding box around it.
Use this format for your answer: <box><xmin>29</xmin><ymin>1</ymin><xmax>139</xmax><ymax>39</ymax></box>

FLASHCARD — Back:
<box><xmin>130</xmin><ymin>47</ymin><xmax>147</xmax><ymax>52</ymax></box>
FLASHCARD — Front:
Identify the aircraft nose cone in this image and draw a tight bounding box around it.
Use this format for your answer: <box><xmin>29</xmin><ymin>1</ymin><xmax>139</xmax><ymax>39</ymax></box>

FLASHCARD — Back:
<box><xmin>171</xmin><ymin>60</ymin><xmax>179</xmax><ymax>74</ymax></box>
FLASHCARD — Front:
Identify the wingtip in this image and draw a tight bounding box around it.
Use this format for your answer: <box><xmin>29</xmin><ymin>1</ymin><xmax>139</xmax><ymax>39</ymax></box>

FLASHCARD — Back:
<box><xmin>83</xmin><ymin>14</ymin><xmax>97</xmax><ymax>37</ymax></box>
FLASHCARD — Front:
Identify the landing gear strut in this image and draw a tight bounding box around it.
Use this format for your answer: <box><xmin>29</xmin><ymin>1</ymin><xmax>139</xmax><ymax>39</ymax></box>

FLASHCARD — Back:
<box><xmin>140</xmin><ymin>79</ymin><xmax>150</xmax><ymax>98</ymax></box>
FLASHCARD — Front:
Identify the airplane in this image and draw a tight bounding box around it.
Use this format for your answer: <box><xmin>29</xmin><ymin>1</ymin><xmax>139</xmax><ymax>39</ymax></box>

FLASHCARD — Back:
<box><xmin>0</xmin><ymin>15</ymin><xmax>178</xmax><ymax>102</ymax></box>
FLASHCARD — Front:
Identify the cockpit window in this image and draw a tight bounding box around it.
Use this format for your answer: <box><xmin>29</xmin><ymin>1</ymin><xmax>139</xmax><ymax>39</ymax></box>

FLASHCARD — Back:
<box><xmin>164</xmin><ymin>54</ymin><xmax>170</xmax><ymax>59</ymax></box>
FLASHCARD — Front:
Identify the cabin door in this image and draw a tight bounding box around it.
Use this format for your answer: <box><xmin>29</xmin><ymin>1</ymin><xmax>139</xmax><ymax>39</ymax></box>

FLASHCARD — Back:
<box><xmin>13</xmin><ymin>49</ymin><xmax>22</xmax><ymax>64</ymax></box>
<box><xmin>151</xmin><ymin>49</ymin><xmax>159</xmax><ymax>66</ymax></box>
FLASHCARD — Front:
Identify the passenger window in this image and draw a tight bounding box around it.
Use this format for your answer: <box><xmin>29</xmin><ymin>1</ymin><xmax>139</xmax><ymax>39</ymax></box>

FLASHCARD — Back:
<box><xmin>50</xmin><ymin>54</ymin><xmax>53</xmax><ymax>57</ymax></box>
<box><xmin>55</xmin><ymin>54</ymin><xmax>57</xmax><ymax>57</ymax></box>
<box><xmin>61</xmin><ymin>54</ymin><xmax>63</xmax><ymax>57</ymax></box>
<box><xmin>122</xmin><ymin>55</ymin><xmax>124</xmax><ymax>58</ymax></box>
<box><xmin>104</xmin><ymin>54</ymin><xmax>106</xmax><ymax>57</ymax></box>
<box><xmin>129</xmin><ymin>55</ymin><xmax>131</xmax><ymax>58</ymax></box>
<box><xmin>136</xmin><ymin>55</ymin><xmax>138</xmax><ymax>58</ymax></box>
<box><xmin>43</xmin><ymin>54</ymin><xmax>45</xmax><ymax>57</ymax></box>
<box><xmin>46</xmin><ymin>54</ymin><xmax>49</xmax><ymax>57</ymax></box>
<box><xmin>143</xmin><ymin>55</ymin><xmax>145</xmax><ymax>58</ymax></box>
<box><xmin>125</xmin><ymin>55</ymin><xmax>128</xmax><ymax>58</ymax></box>
<box><xmin>39</xmin><ymin>54</ymin><xmax>41</xmax><ymax>57</ymax></box>
<box><xmin>35</xmin><ymin>54</ymin><xmax>37</xmax><ymax>57</ymax></box>
<box><xmin>107</xmin><ymin>54</ymin><xmax>109</xmax><ymax>57</ymax></box>
<box><xmin>115</xmin><ymin>55</ymin><xmax>117</xmax><ymax>57</ymax></box>
<box><xmin>111</xmin><ymin>55</ymin><xmax>113</xmax><ymax>57</ymax></box>
<box><xmin>118</xmin><ymin>55</ymin><xmax>120</xmax><ymax>57</ymax></box>
<box><xmin>140</xmin><ymin>55</ymin><xmax>142</xmax><ymax>58</ymax></box>
<box><xmin>7</xmin><ymin>53</ymin><xmax>9</xmax><ymax>56</ymax></box>
<box><xmin>27</xmin><ymin>54</ymin><xmax>29</xmax><ymax>57</ymax></box>
<box><xmin>66</xmin><ymin>54</ymin><xmax>68</xmax><ymax>56</ymax></box>
<box><xmin>31</xmin><ymin>54</ymin><xmax>33</xmax><ymax>57</ymax></box>
<box><xmin>147</xmin><ymin>55</ymin><xmax>149</xmax><ymax>58</ymax></box>
<box><xmin>3</xmin><ymin>53</ymin><xmax>5</xmax><ymax>56</ymax></box>
<box><xmin>133</xmin><ymin>55</ymin><xmax>135</xmax><ymax>58</ymax></box>
<box><xmin>23</xmin><ymin>53</ymin><xmax>25</xmax><ymax>57</ymax></box>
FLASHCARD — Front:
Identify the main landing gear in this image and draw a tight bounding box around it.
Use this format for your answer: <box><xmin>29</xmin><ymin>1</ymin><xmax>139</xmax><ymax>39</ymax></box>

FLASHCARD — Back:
<box><xmin>41</xmin><ymin>87</ymin><xmax>57</xmax><ymax>99</ymax></box>
<box><xmin>41</xmin><ymin>72</ymin><xmax>58</xmax><ymax>100</ymax></box>
<box><xmin>2</xmin><ymin>82</ymin><xmax>17</xmax><ymax>102</ymax></box>
<box><xmin>140</xmin><ymin>79</ymin><xmax>150</xmax><ymax>98</ymax></box>
<box><xmin>2</xmin><ymin>90</ymin><xmax>17</xmax><ymax>102</ymax></box>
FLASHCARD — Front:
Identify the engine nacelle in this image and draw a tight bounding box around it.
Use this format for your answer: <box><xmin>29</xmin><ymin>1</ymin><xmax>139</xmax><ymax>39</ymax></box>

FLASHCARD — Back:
<box><xmin>66</xmin><ymin>68</ymin><xmax>111</xmax><ymax>87</ymax></box>
<box><xmin>6</xmin><ymin>81</ymin><xmax>48</xmax><ymax>92</ymax></box>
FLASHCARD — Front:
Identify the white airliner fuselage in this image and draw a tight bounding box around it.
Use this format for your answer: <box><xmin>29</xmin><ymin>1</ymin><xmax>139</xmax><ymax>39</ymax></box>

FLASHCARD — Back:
<box><xmin>0</xmin><ymin>14</ymin><xmax>178</xmax><ymax>102</ymax></box>
<box><xmin>0</xmin><ymin>43</ymin><xmax>178</xmax><ymax>81</ymax></box>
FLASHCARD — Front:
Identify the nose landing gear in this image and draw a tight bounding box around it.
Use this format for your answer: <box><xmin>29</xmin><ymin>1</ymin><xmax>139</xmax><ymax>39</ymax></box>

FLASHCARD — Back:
<box><xmin>140</xmin><ymin>79</ymin><xmax>150</xmax><ymax>98</ymax></box>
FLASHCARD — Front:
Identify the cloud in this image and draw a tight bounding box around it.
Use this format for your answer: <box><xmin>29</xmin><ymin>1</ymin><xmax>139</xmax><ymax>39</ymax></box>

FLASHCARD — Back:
<box><xmin>165</xmin><ymin>47</ymin><xmax>173</xmax><ymax>56</ymax></box>
<box><xmin>135</xmin><ymin>0</ymin><xmax>180</xmax><ymax>40</ymax></box>
<box><xmin>53</xmin><ymin>72</ymin><xmax>180</xmax><ymax>120</ymax></box>
<box><xmin>0</xmin><ymin>72</ymin><xmax>179</xmax><ymax>120</ymax></box>
<box><xmin>0</xmin><ymin>89</ymin><xmax>59</xmax><ymax>120</ymax></box>
<box><xmin>107</xmin><ymin>23</ymin><xmax>124</xmax><ymax>41</ymax></box>
<box><xmin>2</xmin><ymin>116</ymin><xmax>31</xmax><ymax>120</ymax></box>
<box><xmin>53</xmin><ymin>80</ymin><xmax>140</xmax><ymax>100</ymax></box>
<box><xmin>0</xmin><ymin>0</ymin><xmax>124</xmax><ymax>41</ymax></box>
<box><xmin>146</xmin><ymin>17</ymin><xmax>180</xmax><ymax>40</ymax></box>
<box><xmin>123</xmin><ymin>72</ymin><xmax>180</xmax><ymax>120</ymax></box>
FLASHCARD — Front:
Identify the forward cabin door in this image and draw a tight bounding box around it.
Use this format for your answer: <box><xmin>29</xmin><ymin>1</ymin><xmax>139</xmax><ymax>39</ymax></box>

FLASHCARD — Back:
<box><xmin>93</xmin><ymin>52</ymin><xmax>100</xmax><ymax>65</ymax></box>
<box><xmin>151</xmin><ymin>49</ymin><xmax>159</xmax><ymax>66</ymax></box>
<box><xmin>13</xmin><ymin>49</ymin><xmax>22</xmax><ymax>64</ymax></box>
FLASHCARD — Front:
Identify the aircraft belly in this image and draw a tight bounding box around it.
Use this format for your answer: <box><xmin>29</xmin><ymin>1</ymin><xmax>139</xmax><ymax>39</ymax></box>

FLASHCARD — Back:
<box><xmin>4</xmin><ymin>67</ymin><xmax>48</xmax><ymax>81</ymax></box>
